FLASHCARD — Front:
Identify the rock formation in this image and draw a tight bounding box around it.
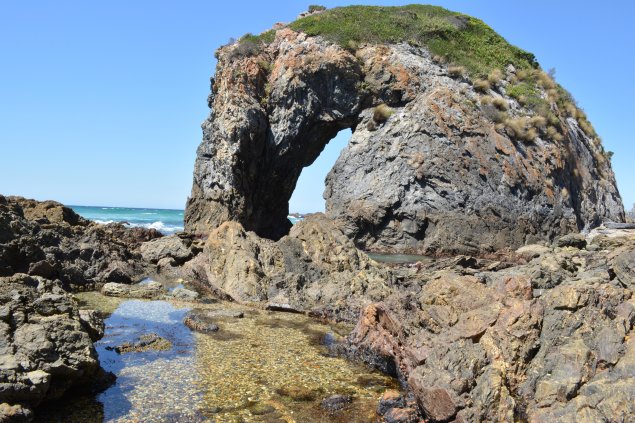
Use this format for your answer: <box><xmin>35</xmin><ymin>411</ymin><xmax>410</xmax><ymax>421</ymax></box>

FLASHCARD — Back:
<box><xmin>0</xmin><ymin>195</ymin><xmax>160</xmax><ymax>290</ymax></box>
<box><xmin>0</xmin><ymin>274</ymin><xmax>110</xmax><ymax>421</ymax></box>
<box><xmin>0</xmin><ymin>195</ymin><xmax>164</xmax><ymax>421</ymax></box>
<box><xmin>181</xmin><ymin>6</ymin><xmax>633</xmax><ymax>422</ymax></box>
<box><xmin>185</xmin><ymin>5</ymin><xmax>624</xmax><ymax>254</ymax></box>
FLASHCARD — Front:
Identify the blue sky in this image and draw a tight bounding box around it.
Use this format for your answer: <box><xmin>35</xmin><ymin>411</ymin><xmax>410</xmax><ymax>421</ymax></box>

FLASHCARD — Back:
<box><xmin>1</xmin><ymin>1</ymin><xmax>633</xmax><ymax>212</ymax></box>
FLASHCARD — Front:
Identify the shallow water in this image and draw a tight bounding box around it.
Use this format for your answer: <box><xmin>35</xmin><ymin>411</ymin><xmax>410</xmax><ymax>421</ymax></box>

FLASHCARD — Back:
<box><xmin>38</xmin><ymin>294</ymin><xmax>399</xmax><ymax>422</ymax></box>
<box><xmin>366</xmin><ymin>252</ymin><xmax>431</xmax><ymax>264</ymax></box>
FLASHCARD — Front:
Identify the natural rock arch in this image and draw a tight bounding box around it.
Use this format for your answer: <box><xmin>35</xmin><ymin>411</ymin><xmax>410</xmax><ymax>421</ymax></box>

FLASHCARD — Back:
<box><xmin>185</xmin><ymin>28</ymin><xmax>624</xmax><ymax>253</ymax></box>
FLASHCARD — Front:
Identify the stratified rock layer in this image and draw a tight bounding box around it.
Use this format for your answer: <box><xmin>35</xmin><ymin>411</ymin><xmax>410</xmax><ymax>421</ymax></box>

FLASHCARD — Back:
<box><xmin>185</xmin><ymin>28</ymin><xmax>623</xmax><ymax>253</ymax></box>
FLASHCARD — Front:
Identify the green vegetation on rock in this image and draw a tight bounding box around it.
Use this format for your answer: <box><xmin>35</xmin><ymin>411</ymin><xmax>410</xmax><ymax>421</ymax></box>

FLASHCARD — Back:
<box><xmin>288</xmin><ymin>5</ymin><xmax>538</xmax><ymax>77</ymax></box>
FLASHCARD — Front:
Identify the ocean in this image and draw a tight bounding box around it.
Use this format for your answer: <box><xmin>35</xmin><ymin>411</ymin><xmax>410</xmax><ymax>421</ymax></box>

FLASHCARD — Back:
<box><xmin>71</xmin><ymin>205</ymin><xmax>302</xmax><ymax>235</ymax></box>
<box><xmin>71</xmin><ymin>205</ymin><xmax>185</xmax><ymax>235</ymax></box>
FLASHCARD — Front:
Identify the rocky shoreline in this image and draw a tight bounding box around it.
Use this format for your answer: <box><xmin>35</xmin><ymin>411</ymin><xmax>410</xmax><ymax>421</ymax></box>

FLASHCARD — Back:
<box><xmin>3</xmin><ymin>5</ymin><xmax>634</xmax><ymax>423</ymax></box>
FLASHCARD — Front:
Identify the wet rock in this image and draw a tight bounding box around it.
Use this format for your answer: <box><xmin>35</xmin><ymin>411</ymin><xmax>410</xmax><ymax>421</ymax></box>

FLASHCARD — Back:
<box><xmin>276</xmin><ymin>386</ymin><xmax>319</xmax><ymax>402</ymax></box>
<box><xmin>183</xmin><ymin>311</ymin><xmax>220</xmax><ymax>333</ymax></box>
<box><xmin>265</xmin><ymin>303</ymin><xmax>304</xmax><ymax>314</ymax></box>
<box><xmin>320</xmin><ymin>394</ymin><xmax>352</xmax><ymax>412</ymax></box>
<box><xmin>107</xmin><ymin>333</ymin><xmax>172</xmax><ymax>354</ymax></box>
<box><xmin>204</xmin><ymin>309</ymin><xmax>244</xmax><ymax>319</ymax></box>
<box><xmin>169</xmin><ymin>286</ymin><xmax>199</xmax><ymax>301</ymax></box>
<box><xmin>384</xmin><ymin>407</ymin><xmax>418</xmax><ymax>423</ymax></box>
<box><xmin>556</xmin><ymin>233</ymin><xmax>587</xmax><ymax>249</ymax></box>
<box><xmin>101</xmin><ymin>281</ymin><xmax>165</xmax><ymax>299</ymax></box>
<box><xmin>140</xmin><ymin>235</ymin><xmax>193</xmax><ymax>265</ymax></box>
<box><xmin>377</xmin><ymin>390</ymin><xmax>404</xmax><ymax>415</ymax></box>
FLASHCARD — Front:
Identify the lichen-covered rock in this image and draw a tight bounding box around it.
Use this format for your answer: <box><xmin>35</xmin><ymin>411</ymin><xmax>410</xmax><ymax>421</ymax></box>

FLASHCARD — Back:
<box><xmin>185</xmin><ymin>23</ymin><xmax>623</xmax><ymax>254</ymax></box>
<box><xmin>0</xmin><ymin>274</ymin><xmax>108</xmax><ymax>420</ymax></box>
<box><xmin>101</xmin><ymin>281</ymin><xmax>165</xmax><ymax>299</ymax></box>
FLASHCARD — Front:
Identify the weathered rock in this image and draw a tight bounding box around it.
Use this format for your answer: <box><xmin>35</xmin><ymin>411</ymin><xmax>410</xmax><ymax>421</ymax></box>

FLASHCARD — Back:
<box><xmin>556</xmin><ymin>233</ymin><xmax>587</xmax><ymax>249</ymax></box>
<box><xmin>0</xmin><ymin>195</ymin><xmax>160</xmax><ymax>289</ymax></box>
<box><xmin>516</xmin><ymin>244</ymin><xmax>551</xmax><ymax>260</ymax></box>
<box><xmin>377</xmin><ymin>390</ymin><xmax>405</xmax><ymax>415</ymax></box>
<box><xmin>101</xmin><ymin>281</ymin><xmax>165</xmax><ymax>299</ymax></box>
<box><xmin>169</xmin><ymin>286</ymin><xmax>199</xmax><ymax>301</ymax></box>
<box><xmin>612</xmin><ymin>249</ymin><xmax>635</xmax><ymax>288</ymax></box>
<box><xmin>78</xmin><ymin>309</ymin><xmax>105</xmax><ymax>341</ymax></box>
<box><xmin>140</xmin><ymin>235</ymin><xmax>193</xmax><ymax>265</ymax></box>
<box><xmin>383</xmin><ymin>407</ymin><xmax>418</xmax><ymax>423</ymax></box>
<box><xmin>0</xmin><ymin>274</ymin><xmax>107</xmax><ymax>419</ymax></box>
<box><xmin>185</xmin><ymin>25</ymin><xmax>623</xmax><ymax>254</ymax></box>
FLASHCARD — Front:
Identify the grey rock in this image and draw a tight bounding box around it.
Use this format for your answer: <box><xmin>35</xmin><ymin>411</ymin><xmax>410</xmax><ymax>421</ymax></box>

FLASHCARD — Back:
<box><xmin>184</xmin><ymin>31</ymin><xmax>623</xmax><ymax>254</ymax></box>
<box><xmin>183</xmin><ymin>311</ymin><xmax>220</xmax><ymax>333</ymax></box>
<box><xmin>101</xmin><ymin>282</ymin><xmax>165</xmax><ymax>299</ymax></box>
<box><xmin>140</xmin><ymin>235</ymin><xmax>193</xmax><ymax>265</ymax></box>
<box><xmin>169</xmin><ymin>287</ymin><xmax>199</xmax><ymax>301</ymax></box>
<box><xmin>320</xmin><ymin>395</ymin><xmax>352</xmax><ymax>412</ymax></box>
<box><xmin>79</xmin><ymin>309</ymin><xmax>105</xmax><ymax>342</ymax></box>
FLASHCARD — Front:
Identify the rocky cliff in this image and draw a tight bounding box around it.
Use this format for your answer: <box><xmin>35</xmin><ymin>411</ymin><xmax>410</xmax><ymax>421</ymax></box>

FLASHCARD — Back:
<box><xmin>185</xmin><ymin>5</ymin><xmax>624</xmax><ymax>254</ymax></box>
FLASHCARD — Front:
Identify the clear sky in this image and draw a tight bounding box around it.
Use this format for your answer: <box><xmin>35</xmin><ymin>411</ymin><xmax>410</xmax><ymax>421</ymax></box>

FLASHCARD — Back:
<box><xmin>1</xmin><ymin>1</ymin><xmax>633</xmax><ymax>212</ymax></box>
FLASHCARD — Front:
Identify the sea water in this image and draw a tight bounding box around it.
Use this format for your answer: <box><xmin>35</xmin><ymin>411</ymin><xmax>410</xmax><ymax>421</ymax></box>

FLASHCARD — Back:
<box><xmin>71</xmin><ymin>205</ymin><xmax>185</xmax><ymax>235</ymax></box>
<box><xmin>71</xmin><ymin>205</ymin><xmax>302</xmax><ymax>235</ymax></box>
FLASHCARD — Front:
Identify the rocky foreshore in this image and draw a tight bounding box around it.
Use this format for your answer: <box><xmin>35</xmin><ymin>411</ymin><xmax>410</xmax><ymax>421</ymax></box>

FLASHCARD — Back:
<box><xmin>3</xmin><ymin>5</ymin><xmax>634</xmax><ymax>423</ymax></box>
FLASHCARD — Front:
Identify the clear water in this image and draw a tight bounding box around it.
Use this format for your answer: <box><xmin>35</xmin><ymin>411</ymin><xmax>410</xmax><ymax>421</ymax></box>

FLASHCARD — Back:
<box><xmin>367</xmin><ymin>252</ymin><xmax>431</xmax><ymax>264</ymax></box>
<box><xmin>38</xmin><ymin>294</ymin><xmax>399</xmax><ymax>422</ymax></box>
<box><xmin>71</xmin><ymin>205</ymin><xmax>185</xmax><ymax>235</ymax></box>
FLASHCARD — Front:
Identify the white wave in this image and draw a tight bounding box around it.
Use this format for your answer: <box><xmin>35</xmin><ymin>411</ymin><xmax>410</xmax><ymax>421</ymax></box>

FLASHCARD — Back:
<box><xmin>127</xmin><ymin>221</ymin><xmax>184</xmax><ymax>235</ymax></box>
<box><xmin>94</xmin><ymin>219</ymin><xmax>115</xmax><ymax>225</ymax></box>
<box><xmin>141</xmin><ymin>212</ymin><xmax>157</xmax><ymax>215</ymax></box>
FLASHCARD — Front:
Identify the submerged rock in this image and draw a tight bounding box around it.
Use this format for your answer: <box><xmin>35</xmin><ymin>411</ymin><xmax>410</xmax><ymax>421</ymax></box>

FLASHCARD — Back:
<box><xmin>107</xmin><ymin>333</ymin><xmax>172</xmax><ymax>354</ymax></box>
<box><xmin>320</xmin><ymin>394</ymin><xmax>353</xmax><ymax>412</ymax></box>
<box><xmin>183</xmin><ymin>310</ymin><xmax>220</xmax><ymax>333</ymax></box>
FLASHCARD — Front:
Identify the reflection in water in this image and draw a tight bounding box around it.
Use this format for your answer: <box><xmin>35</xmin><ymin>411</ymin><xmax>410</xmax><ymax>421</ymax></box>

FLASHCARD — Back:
<box><xmin>37</xmin><ymin>295</ymin><xmax>400</xmax><ymax>422</ymax></box>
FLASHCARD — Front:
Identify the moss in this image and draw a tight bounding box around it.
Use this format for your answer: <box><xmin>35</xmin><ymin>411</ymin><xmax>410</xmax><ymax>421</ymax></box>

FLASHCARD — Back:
<box><xmin>288</xmin><ymin>5</ymin><xmax>537</xmax><ymax>77</ymax></box>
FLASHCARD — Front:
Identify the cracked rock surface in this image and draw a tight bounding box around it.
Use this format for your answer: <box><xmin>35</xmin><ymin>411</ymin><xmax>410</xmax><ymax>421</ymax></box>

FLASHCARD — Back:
<box><xmin>185</xmin><ymin>29</ymin><xmax>623</xmax><ymax>254</ymax></box>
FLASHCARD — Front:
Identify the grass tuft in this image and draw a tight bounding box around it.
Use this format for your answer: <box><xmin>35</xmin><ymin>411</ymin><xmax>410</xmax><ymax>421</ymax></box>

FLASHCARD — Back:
<box><xmin>373</xmin><ymin>103</ymin><xmax>394</xmax><ymax>123</ymax></box>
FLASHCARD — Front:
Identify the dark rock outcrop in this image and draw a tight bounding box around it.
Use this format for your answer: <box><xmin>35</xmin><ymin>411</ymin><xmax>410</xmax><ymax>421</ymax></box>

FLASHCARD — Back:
<box><xmin>0</xmin><ymin>274</ymin><xmax>108</xmax><ymax>420</ymax></box>
<box><xmin>0</xmin><ymin>195</ymin><xmax>160</xmax><ymax>290</ymax></box>
<box><xmin>185</xmin><ymin>25</ymin><xmax>623</xmax><ymax>254</ymax></box>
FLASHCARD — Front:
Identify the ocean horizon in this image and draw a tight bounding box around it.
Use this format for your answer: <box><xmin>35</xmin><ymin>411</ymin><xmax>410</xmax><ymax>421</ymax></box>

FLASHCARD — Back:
<box><xmin>71</xmin><ymin>205</ymin><xmax>303</xmax><ymax>235</ymax></box>
<box><xmin>70</xmin><ymin>205</ymin><xmax>185</xmax><ymax>235</ymax></box>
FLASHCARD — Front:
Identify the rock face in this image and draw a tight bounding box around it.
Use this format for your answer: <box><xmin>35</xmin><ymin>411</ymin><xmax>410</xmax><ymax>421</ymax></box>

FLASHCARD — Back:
<box><xmin>0</xmin><ymin>195</ymin><xmax>160</xmax><ymax>289</ymax></box>
<box><xmin>345</xmin><ymin>232</ymin><xmax>635</xmax><ymax>422</ymax></box>
<box><xmin>185</xmin><ymin>24</ymin><xmax>623</xmax><ymax>253</ymax></box>
<box><xmin>184</xmin><ymin>214</ymin><xmax>390</xmax><ymax>322</ymax></box>
<box><xmin>0</xmin><ymin>274</ymin><xmax>107</xmax><ymax>420</ymax></box>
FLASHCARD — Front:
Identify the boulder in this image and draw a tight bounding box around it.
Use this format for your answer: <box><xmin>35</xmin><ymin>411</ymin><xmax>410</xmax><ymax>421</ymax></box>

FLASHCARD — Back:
<box><xmin>101</xmin><ymin>282</ymin><xmax>165</xmax><ymax>299</ymax></box>
<box><xmin>140</xmin><ymin>235</ymin><xmax>192</xmax><ymax>265</ymax></box>
<box><xmin>556</xmin><ymin>233</ymin><xmax>587</xmax><ymax>249</ymax></box>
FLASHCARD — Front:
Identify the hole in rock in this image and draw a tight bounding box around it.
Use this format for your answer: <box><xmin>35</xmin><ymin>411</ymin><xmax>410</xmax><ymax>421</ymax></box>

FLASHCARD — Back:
<box><xmin>288</xmin><ymin>128</ymin><xmax>351</xmax><ymax>217</ymax></box>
